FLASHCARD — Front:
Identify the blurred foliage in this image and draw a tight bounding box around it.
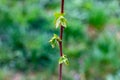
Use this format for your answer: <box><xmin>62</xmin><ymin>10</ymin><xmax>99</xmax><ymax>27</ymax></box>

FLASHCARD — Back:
<box><xmin>0</xmin><ymin>0</ymin><xmax>120</xmax><ymax>80</ymax></box>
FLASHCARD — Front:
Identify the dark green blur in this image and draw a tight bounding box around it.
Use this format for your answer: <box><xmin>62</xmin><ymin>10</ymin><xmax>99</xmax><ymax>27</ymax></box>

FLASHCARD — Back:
<box><xmin>0</xmin><ymin>0</ymin><xmax>120</xmax><ymax>80</ymax></box>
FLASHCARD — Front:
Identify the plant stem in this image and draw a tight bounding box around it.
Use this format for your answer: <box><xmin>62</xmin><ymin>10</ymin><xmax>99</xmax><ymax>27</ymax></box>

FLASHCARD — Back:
<box><xmin>59</xmin><ymin>0</ymin><xmax>64</xmax><ymax>80</ymax></box>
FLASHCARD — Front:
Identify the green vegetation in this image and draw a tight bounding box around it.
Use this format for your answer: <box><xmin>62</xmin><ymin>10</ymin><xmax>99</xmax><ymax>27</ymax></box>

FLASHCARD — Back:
<box><xmin>0</xmin><ymin>0</ymin><xmax>120</xmax><ymax>80</ymax></box>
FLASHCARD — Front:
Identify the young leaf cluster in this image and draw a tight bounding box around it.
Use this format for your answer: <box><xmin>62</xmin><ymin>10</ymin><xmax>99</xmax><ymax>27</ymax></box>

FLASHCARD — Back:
<box><xmin>54</xmin><ymin>13</ymin><xmax>67</xmax><ymax>28</ymax></box>
<box><xmin>49</xmin><ymin>34</ymin><xmax>62</xmax><ymax>48</ymax></box>
<box><xmin>59</xmin><ymin>55</ymin><xmax>69</xmax><ymax>65</ymax></box>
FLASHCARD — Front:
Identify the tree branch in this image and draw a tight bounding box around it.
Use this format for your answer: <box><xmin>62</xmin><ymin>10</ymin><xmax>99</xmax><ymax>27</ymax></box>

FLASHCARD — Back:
<box><xmin>59</xmin><ymin>0</ymin><xmax>64</xmax><ymax>80</ymax></box>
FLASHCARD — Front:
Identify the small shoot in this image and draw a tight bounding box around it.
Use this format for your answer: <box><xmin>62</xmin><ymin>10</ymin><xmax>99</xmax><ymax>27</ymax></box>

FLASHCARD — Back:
<box><xmin>49</xmin><ymin>34</ymin><xmax>62</xmax><ymax>48</ymax></box>
<box><xmin>54</xmin><ymin>12</ymin><xmax>67</xmax><ymax>28</ymax></box>
<box><xmin>59</xmin><ymin>55</ymin><xmax>69</xmax><ymax>65</ymax></box>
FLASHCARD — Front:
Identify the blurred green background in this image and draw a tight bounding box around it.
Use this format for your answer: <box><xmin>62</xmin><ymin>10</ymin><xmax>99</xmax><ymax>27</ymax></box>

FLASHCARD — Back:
<box><xmin>0</xmin><ymin>0</ymin><xmax>120</xmax><ymax>80</ymax></box>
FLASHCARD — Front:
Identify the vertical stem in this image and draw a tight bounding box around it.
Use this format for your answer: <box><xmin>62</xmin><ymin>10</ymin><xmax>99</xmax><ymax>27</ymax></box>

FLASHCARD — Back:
<box><xmin>59</xmin><ymin>0</ymin><xmax>64</xmax><ymax>80</ymax></box>
<box><xmin>61</xmin><ymin>0</ymin><xmax>64</xmax><ymax>13</ymax></box>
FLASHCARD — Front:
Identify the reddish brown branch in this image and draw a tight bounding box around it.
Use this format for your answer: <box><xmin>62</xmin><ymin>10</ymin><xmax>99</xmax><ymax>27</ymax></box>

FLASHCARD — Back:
<box><xmin>61</xmin><ymin>0</ymin><xmax>64</xmax><ymax>13</ymax></box>
<box><xmin>59</xmin><ymin>0</ymin><xmax>64</xmax><ymax>80</ymax></box>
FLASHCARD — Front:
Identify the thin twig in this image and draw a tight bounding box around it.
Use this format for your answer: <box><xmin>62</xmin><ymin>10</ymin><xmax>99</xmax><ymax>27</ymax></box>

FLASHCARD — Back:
<box><xmin>59</xmin><ymin>0</ymin><xmax>64</xmax><ymax>80</ymax></box>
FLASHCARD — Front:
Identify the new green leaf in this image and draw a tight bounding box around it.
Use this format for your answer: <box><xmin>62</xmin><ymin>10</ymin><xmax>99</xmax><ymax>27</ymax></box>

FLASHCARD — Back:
<box><xmin>59</xmin><ymin>55</ymin><xmax>69</xmax><ymax>65</ymax></box>
<box><xmin>54</xmin><ymin>13</ymin><xmax>67</xmax><ymax>28</ymax></box>
<box><xmin>49</xmin><ymin>34</ymin><xmax>62</xmax><ymax>48</ymax></box>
